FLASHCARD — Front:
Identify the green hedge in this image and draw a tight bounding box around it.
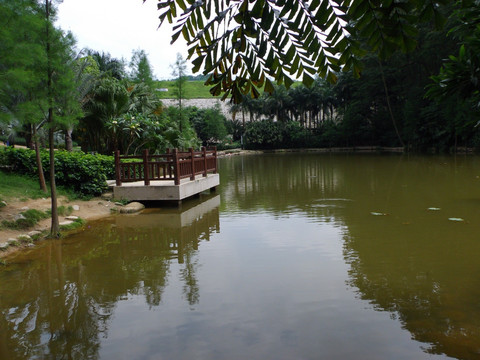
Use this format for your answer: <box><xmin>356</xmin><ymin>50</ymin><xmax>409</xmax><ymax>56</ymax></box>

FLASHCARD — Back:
<box><xmin>0</xmin><ymin>147</ymin><xmax>115</xmax><ymax>197</ymax></box>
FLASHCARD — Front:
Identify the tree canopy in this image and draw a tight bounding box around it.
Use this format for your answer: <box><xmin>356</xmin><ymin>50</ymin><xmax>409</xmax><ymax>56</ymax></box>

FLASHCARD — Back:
<box><xmin>153</xmin><ymin>0</ymin><xmax>448</xmax><ymax>102</ymax></box>
<box><xmin>427</xmin><ymin>2</ymin><xmax>480</xmax><ymax>116</ymax></box>
<box><xmin>130</xmin><ymin>49</ymin><xmax>156</xmax><ymax>87</ymax></box>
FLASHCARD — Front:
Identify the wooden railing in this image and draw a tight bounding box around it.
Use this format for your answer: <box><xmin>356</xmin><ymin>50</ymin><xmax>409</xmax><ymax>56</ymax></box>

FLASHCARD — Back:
<box><xmin>114</xmin><ymin>147</ymin><xmax>217</xmax><ymax>186</ymax></box>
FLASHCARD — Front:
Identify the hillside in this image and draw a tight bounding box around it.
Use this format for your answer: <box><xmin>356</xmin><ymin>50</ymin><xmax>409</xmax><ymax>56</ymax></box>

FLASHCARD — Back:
<box><xmin>155</xmin><ymin>80</ymin><xmax>214</xmax><ymax>99</ymax></box>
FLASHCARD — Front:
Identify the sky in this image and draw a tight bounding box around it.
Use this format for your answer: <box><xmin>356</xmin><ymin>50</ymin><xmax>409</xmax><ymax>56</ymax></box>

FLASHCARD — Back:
<box><xmin>56</xmin><ymin>0</ymin><xmax>189</xmax><ymax>80</ymax></box>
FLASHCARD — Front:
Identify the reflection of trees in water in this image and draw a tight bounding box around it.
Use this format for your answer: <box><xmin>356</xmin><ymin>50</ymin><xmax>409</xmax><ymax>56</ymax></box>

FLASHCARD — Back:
<box><xmin>219</xmin><ymin>153</ymin><xmax>349</xmax><ymax>217</ymax></box>
<box><xmin>335</xmin><ymin>156</ymin><xmax>480</xmax><ymax>360</ymax></box>
<box><xmin>343</xmin><ymin>227</ymin><xmax>480</xmax><ymax>360</ymax></box>
<box><xmin>220</xmin><ymin>154</ymin><xmax>480</xmax><ymax>359</ymax></box>
<box><xmin>0</xmin><ymin>203</ymin><xmax>220</xmax><ymax>359</ymax></box>
<box><xmin>180</xmin><ymin>249</ymin><xmax>200</xmax><ymax>306</ymax></box>
<box><xmin>219</xmin><ymin>154</ymin><xmax>480</xmax><ymax>216</ymax></box>
<box><xmin>0</xmin><ymin>241</ymin><xmax>111</xmax><ymax>360</ymax></box>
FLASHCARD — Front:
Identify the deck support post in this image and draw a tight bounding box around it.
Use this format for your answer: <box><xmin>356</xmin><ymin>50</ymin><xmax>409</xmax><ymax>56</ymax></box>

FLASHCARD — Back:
<box><xmin>115</xmin><ymin>150</ymin><xmax>122</xmax><ymax>186</ymax></box>
<box><xmin>143</xmin><ymin>149</ymin><xmax>150</xmax><ymax>186</ymax></box>
<box><xmin>213</xmin><ymin>146</ymin><xmax>217</xmax><ymax>173</ymax></box>
<box><xmin>166</xmin><ymin>148</ymin><xmax>172</xmax><ymax>178</ymax></box>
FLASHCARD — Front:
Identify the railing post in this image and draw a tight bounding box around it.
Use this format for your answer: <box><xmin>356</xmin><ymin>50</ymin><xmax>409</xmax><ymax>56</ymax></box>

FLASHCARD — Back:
<box><xmin>166</xmin><ymin>148</ymin><xmax>172</xmax><ymax>178</ymax></box>
<box><xmin>189</xmin><ymin>147</ymin><xmax>195</xmax><ymax>180</ymax></box>
<box><xmin>143</xmin><ymin>149</ymin><xmax>150</xmax><ymax>186</ymax></box>
<box><xmin>202</xmin><ymin>146</ymin><xmax>207</xmax><ymax>177</ymax></box>
<box><xmin>213</xmin><ymin>146</ymin><xmax>217</xmax><ymax>173</ymax></box>
<box><xmin>115</xmin><ymin>150</ymin><xmax>122</xmax><ymax>186</ymax></box>
<box><xmin>173</xmin><ymin>148</ymin><xmax>180</xmax><ymax>185</ymax></box>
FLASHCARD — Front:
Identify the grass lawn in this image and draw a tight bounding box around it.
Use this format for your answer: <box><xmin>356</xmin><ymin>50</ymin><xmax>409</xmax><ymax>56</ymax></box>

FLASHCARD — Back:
<box><xmin>0</xmin><ymin>171</ymin><xmax>50</xmax><ymax>201</ymax></box>
<box><xmin>0</xmin><ymin>171</ymin><xmax>76</xmax><ymax>202</ymax></box>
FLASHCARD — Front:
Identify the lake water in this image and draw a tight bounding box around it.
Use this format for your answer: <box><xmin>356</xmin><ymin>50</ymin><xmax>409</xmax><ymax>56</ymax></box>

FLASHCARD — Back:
<box><xmin>1</xmin><ymin>153</ymin><xmax>480</xmax><ymax>360</ymax></box>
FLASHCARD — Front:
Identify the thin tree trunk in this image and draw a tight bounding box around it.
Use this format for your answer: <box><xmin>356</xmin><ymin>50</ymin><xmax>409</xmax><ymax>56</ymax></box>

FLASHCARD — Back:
<box><xmin>378</xmin><ymin>60</ymin><xmax>405</xmax><ymax>148</ymax></box>
<box><xmin>46</xmin><ymin>0</ymin><xmax>59</xmax><ymax>237</ymax></box>
<box><xmin>28</xmin><ymin>124</ymin><xmax>35</xmax><ymax>149</ymax></box>
<box><xmin>48</xmin><ymin>114</ymin><xmax>59</xmax><ymax>237</ymax></box>
<box><xmin>33</xmin><ymin>125</ymin><xmax>47</xmax><ymax>192</ymax></box>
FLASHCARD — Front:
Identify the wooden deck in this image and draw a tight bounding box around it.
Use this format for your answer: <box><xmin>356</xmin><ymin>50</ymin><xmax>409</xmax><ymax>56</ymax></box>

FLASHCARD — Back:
<box><xmin>110</xmin><ymin>147</ymin><xmax>219</xmax><ymax>202</ymax></box>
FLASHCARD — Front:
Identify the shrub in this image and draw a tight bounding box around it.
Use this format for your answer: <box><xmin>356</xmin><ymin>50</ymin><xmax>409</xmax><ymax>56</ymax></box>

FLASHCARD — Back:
<box><xmin>244</xmin><ymin>120</ymin><xmax>312</xmax><ymax>149</ymax></box>
<box><xmin>54</xmin><ymin>151</ymin><xmax>115</xmax><ymax>196</ymax></box>
<box><xmin>0</xmin><ymin>147</ymin><xmax>115</xmax><ymax>197</ymax></box>
<box><xmin>190</xmin><ymin>106</ymin><xmax>228</xmax><ymax>146</ymax></box>
<box><xmin>244</xmin><ymin>120</ymin><xmax>283</xmax><ymax>149</ymax></box>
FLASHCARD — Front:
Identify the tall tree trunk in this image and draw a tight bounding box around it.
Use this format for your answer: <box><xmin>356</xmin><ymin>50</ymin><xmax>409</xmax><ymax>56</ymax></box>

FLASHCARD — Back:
<box><xmin>46</xmin><ymin>0</ymin><xmax>59</xmax><ymax>237</ymax></box>
<box><xmin>64</xmin><ymin>128</ymin><xmax>73</xmax><ymax>151</ymax></box>
<box><xmin>27</xmin><ymin>124</ymin><xmax>34</xmax><ymax>149</ymax></box>
<box><xmin>33</xmin><ymin>125</ymin><xmax>47</xmax><ymax>192</ymax></box>
<box><xmin>48</xmin><ymin>114</ymin><xmax>59</xmax><ymax>237</ymax></box>
<box><xmin>378</xmin><ymin>60</ymin><xmax>405</xmax><ymax>148</ymax></box>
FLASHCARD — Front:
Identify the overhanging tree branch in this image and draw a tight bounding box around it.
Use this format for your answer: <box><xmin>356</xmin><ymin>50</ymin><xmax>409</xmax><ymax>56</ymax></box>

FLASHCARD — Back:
<box><xmin>151</xmin><ymin>0</ymin><xmax>448</xmax><ymax>102</ymax></box>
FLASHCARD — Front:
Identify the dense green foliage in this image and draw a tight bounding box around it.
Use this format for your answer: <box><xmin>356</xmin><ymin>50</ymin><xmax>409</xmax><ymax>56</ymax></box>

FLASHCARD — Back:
<box><xmin>244</xmin><ymin>120</ymin><xmax>311</xmax><ymax>149</ymax></box>
<box><xmin>0</xmin><ymin>0</ymin><xmax>81</xmax><ymax>149</ymax></box>
<box><xmin>156</xmin><ymin>0</ymin><xmax>448</xmax><ymax>102</ymax></box>
<box><xmin>189</xmin><ymin>106</ymin><xmax>228</xmax><ymax>146</ymax></box>
<box><xmin>227</xmin><ymin>3</ymin><xmax>480</xmax><ymax>152</ymax></box>
<box><xmin>427</xmin><ymin>3</ymin><xmax>480</xmax><ymax>122</ymax></box>
<box><xmin>1</xmin><ymin>0</ymin><xmax>480</xmax><ymax>178</ymax></box>
<box><xmin>0</xmin><ymin>147</ymin><xmax>114</xmax><ymax>197</ymax></box>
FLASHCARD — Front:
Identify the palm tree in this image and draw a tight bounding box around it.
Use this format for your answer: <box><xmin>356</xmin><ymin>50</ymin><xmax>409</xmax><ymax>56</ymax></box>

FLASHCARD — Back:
<box><xmin>81</xmin><ymin>77</ymin><xmax>130</xmax><ymax>153</ymax></box>
<box><xmin>58</xmin><ymin>51</ymin><xmax>96</xmax><ymax>151</ymax></box>
<box><xmin>262</xmin><ymin>85</ymin><xmax>291</xmax><ymax>122</ymax></box>
<box><xmin>87</xmin><ymin>50</ymin><xmax>126</xmax><ymax>80</ymax></box>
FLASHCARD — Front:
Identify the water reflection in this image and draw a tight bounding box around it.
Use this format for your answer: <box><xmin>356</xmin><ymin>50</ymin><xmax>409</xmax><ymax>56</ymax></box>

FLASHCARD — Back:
<box><xmin>0</xmin><ymin>195</ymin><xmax>220</xmax><ymax>360</ymax></box>
<box><xmin>1</xmin><ymin>154</ymin><xmax>480</xmax><ymax>359</ymax></box>
<box><xmin>342</xmin><ymin>198</ymin><xmax>480</xmax><ymax>359</ymax></box>
<box><xmin>217</xmin><ymin>154</ymin><xmax>480</xmax><ymax>359</ymax></box>
<box><xmin>219</xmin><ymin>153</ymin><xmax>352</xmax><ymax>223</ymax></box>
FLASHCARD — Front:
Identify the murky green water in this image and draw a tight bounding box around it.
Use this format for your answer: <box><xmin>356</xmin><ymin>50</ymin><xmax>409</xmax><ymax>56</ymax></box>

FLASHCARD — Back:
<box><xmin>1</xmin><ymin>153</ymin><xmax>480</xmax><ymax>360</ymax></box>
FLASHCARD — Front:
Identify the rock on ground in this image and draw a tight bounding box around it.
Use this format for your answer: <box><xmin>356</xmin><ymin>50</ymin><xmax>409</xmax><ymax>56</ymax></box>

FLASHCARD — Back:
<box><xmin>119</xmin><ymin>202</ymin><xmax>145</xmax><ymax>214</ymax></box>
